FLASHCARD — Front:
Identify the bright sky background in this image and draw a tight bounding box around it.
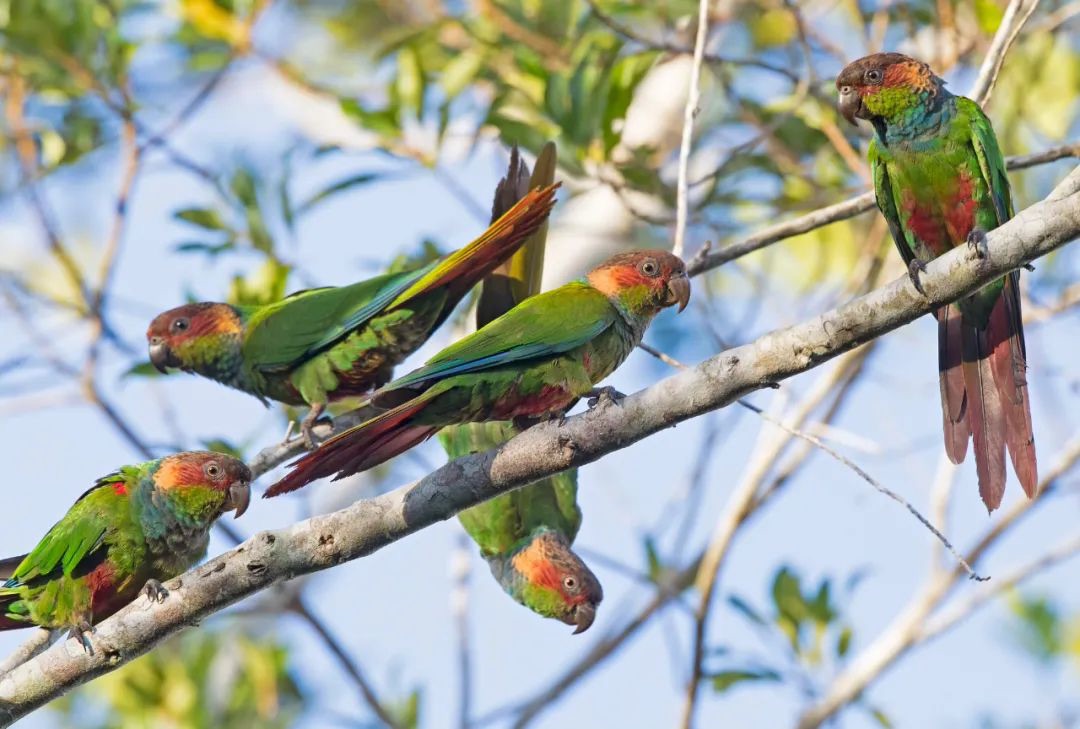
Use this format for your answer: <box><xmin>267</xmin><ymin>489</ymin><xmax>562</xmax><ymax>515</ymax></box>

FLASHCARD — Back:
<box><xmin>1</xmin><ymin>21</ymin><xmax>1078</xmax><ymax>729</ymax></box>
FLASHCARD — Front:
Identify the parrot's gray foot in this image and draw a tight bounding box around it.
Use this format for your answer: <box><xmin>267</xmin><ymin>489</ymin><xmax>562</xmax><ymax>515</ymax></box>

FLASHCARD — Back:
<box><xmin>70</xmin><ymin>620</ymin><xmax>96</xmax><ymax>655</ymax></box>
<box><xmin>587</xmin><ymin>386</ymin><xmax>625</xmax><ymax>409</ymax></box>
<box><xmin>907</xmin><ymin>259</ymin><xmax>928</xmax><ymax>296</ymax></box>
<box><xmin>966</xmin><ymin>229</ymin><xmax>989</xmax><ymax>259</ymax></box>
<box><xmin>300</xmin><ymin>404</ymin><xmax>329</xmax><ymax>450</ymax></box>
<box><xmin>1022</xmin><ymin>262</ymin><xmax>1035</xmax><ymax>272</ymax></box>
<box><xmin>143</xmin><ymin>578</ymin><xmax>169</xmax><ymax>604</ymax></box>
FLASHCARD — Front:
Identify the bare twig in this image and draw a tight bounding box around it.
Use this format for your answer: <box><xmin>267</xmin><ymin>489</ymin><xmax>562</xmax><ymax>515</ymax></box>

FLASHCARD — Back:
<box><xmin>688</xmin><ymin>142</ymin><xmax>1079</xmax><ymax>275</ymax></box>
<box><xmin>969</xmin><ymin>0</ymin><xmax>1040</xmax><ymax>106</ymax></box>
<box><xmin>671</xmin><ymin>0</ymin><xmax>711</xmax><ymax>258</ymax></box>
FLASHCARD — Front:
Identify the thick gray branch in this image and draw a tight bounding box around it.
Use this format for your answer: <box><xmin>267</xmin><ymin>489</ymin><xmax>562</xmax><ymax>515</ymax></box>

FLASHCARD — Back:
<box><xmin>1</xmin><ymin>166</ymin><xmax>1078</xmax><ymax>726</ymax></box>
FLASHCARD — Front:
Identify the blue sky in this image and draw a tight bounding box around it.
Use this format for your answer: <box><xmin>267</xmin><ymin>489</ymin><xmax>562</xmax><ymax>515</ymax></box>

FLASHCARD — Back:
<box><xmin>1</xmin><ymin>44</ymin><xmax>1079</xmax><ymax>729</ymax></box>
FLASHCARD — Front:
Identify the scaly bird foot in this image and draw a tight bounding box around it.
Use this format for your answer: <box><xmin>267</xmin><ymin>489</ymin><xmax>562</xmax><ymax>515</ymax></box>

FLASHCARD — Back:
<box><xmin>966</xmin><ymin>229</ymin><xmax>989</xmax><ymax>260</ymax></box>
<box><xmin>143</xmin><ymin>578</ymin><xmax>169</xmax><ymax>604</ymax></box>
<box><xmin>70</xmin><ymin>619</ymin><xmax>96</xmax><ymax>655</ymax></box>
<box><xmin>907</xmin><ymin>259</ymin><xmax>929</xmax><ymax>296</ymax></box>
<box><xmin>587</xmin><ymin>386</ymin><xmax>626</xmax><ymax>409</ymax></box>
<box><xmin>300</xmin><ymin>404</ymin><xmax>329</xmax><ymax>450</ymax></box>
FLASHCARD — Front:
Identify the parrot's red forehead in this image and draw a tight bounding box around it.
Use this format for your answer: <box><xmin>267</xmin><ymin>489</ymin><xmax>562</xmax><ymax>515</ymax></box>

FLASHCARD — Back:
<box><xmin>147</xmin><ymin>302</ymin><xmax>241</xmax><ymax>342</ymax></box>
<box><xmin>587</xmin><ymin>250</ymin><xmax>685</xmax><ymax>297</ymax></box>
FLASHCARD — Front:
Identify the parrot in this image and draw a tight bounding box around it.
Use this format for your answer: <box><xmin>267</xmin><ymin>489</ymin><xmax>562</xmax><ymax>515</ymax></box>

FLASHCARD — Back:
<box><xmin>836</xmin><ymin>52</ymin><xmax>1037</xmax><ymax>511</ymax></box>
<box><xmin>441</xmin><ymin>144</ymin><xmax>602</xmax><ymax>633</ymax></box>
<box><xmin>146</xmin><ymin>184</ymin><xmax>559</xmax><ymax>448</ymax></box>
<box><xmin>265</xmin><ymin>248</ymin><xmax>691</xmax><ymax>497</ymax></box>
<box><xmin>442</xmin><ymin>423</ymin><xmax>602</xmax><ymax>633</ymax></box>
<box><xmin>0</xmin><ymin>451</ymin><xmax>251</xmax><ymax>649</ymax></box>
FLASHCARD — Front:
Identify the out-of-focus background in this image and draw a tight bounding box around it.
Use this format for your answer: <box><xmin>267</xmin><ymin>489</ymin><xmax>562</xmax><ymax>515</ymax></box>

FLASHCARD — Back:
<box><xmin>1</xmin><ymin>1</ymin><xmax>1078</xmax><ymax>727</ymax></box>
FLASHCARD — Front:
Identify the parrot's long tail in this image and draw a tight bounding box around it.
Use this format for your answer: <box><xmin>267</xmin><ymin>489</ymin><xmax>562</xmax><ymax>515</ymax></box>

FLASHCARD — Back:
<box><xmin>938</xmin><ymin>274</ymin><xmax>1037</xmax><ymax>511</ymax></box>
<box><xmin>265</xmin><ymin>394</ymin><xmax>439</xmax><ymax>497</ymax></box>
<box><xmin>387</xmin><ymin>183</ymin><xmax>559</xmax><ymax>316</ymax></box>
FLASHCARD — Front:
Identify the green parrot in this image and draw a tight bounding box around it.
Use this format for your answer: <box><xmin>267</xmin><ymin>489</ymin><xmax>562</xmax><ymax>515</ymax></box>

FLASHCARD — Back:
<box><xmin>146</xmin><ymin>184</ymin><xmax>558</xmax><ymax>448</ymax></box>
<box><xmin>266</xmin><ymin>248</ymin><xmax>691</xmax><ymax>496</ymax></box>
<box><xmin>836</xmin><ymin>52</ymin><xmax>1037</xmax><ymax>511</ymax></box>
<box><xmin>0</xmin><ymin>451</ymin><xmax>251</xmax><ymax>649</ymax></box>
<box><xmin>441</xmin><ymin>144</ymin><xmax>602</xmax><ymax>633</ymax></box>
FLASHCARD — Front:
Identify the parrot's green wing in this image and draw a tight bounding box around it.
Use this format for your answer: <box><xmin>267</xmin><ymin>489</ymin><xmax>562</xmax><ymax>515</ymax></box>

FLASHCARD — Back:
<box><xmin>383</xmin><ymin>282</ymin><xmax>615</xmax><ymax>394</ymax></box>
<box><xmin>2</xmin><ymin>472</ymin><xmax>131</xmax><ymax>588</ymax></box>
<box><xmin>243</xmin><ymin>263</ymin><xmax>439</xmax><ymax>374</ymax></box>
<box><xmin>869</xmin><ymin>138</ymin><xmax>917</xmax><ymax>269</ymax></box>
<box><xmin>958</xmin><ymin>97</ymin><xmax>1013</xmax><ymax>225</ymax></box>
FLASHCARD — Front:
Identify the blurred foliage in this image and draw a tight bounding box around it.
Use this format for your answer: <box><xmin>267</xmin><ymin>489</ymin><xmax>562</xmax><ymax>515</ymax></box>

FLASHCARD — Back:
<box><xmin>1008</xmin><ymin>592</ymin><xmax>1080</xmax><ymax>668</ymax></box>
<box><xmin>51</xmin><ymin>628</ymin><xmax>303</xmax><ymax>729</ymax></box>
<box><xmin>2</xmin><ymin>0</ymin><xmax>1079</xmax><ymax>726</ymax></box>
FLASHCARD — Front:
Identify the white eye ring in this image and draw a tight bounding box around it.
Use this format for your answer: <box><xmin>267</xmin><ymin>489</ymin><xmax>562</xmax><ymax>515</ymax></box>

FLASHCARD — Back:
<box><xmin>205</xmin><ymin>463</ymin><xmax>222</xmax><ymax>478</ymax></box>
<box><xmin>840</xmin><ymin>85</ymin><xmax>852</xmax><ymax>95</ymax></box>
<box><xmin>563</xmin><ymin>576</ymin><xmax>578</xmax><ymax>591</ymax></box>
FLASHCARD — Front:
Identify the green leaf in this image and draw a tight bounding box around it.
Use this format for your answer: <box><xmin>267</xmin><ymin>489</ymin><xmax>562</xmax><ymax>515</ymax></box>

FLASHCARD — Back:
<box><xmin>340</xmin><ymin>98</ymin><xmax>402</xmax><ymax>139</ymax></box>
<box><xmin>295</xmin><ymin>173</ymin><xmax>383</xmax><ymax>217</ymax></box>
<box><xmin>727</xmin><ymin>594</ymin><xmax>767</xmax><ymax>626</ymax></box>
<box><xmin>643</xmin><ymin>537</ymin><xmax>662</xmax><ymax>582</ymax></box>
<box><xmin>230</xmin><ymin>167</ymin><xmax>260</xmax><ymax>209</ymax></box>
<box><xmin>1009</xmin><ymin>593</ymin><xmax>1063</xmax><ymax>663</ymax></box>
<box><xmin>868</xmin><ymin>707</ymin><xmax>894</xmax><ymax>728</ymax></box>
<box><xmin>120</xmin><ymin>361</ymin><xmax>162</xmax><ymax>379</ymax></box>
<box><xmin>174</xmin><ymin>207</ymin><xmax>228</xmax><ymax>231</ymax></box>
<box><xmin>836</xmin><ymin>626</ymin><xmax>853</xmax><ymax>658</ymax></box>
<box><xmin>710</xmin><ymin>669</ymin><xmax>781</xmax><ymax>693</ymax></box>
<box><xmin>397</xmin><ymin>45</ymin><xmax>425</xmax><ymax>117</ymax></box>
<box><xmin>441</xmin><ymin>49</ymin><xmax>485</xmax><ymax>100</ymax></box>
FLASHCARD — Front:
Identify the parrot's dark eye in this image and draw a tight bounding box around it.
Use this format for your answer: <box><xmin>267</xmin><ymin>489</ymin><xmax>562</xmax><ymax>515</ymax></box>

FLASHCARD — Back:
<box><xmin>171</xmin><ymin>318</ymin><xmax>190</xmax><ymax>333</ymax></box>
<box><xmin>205</xmin><ymin>462</ymin><xmax>223</xmax><ymax>479</ymax></box>
<box><xmin>563</xmin><ymin>576</ymin><xmax>579</xmax><ymax>593</ymax></box>
<box><xmin>639</xmin><ymin>259</ymin><xmax>660</xmax><ymax>277</ymax></box>
<box><xmin>865</xmin><ymin>68</ymin><xmax>882</xmax><ymax>84</ymax></box>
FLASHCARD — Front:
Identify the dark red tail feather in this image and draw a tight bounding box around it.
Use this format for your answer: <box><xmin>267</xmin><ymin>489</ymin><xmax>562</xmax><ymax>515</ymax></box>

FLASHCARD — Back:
<box><xmin>938</xmin><ymin>305</ymin><xmax>970</xmax><ymax>464</ymax></box>
<box><xmin>265</xmin><ymin>396</ymin><xmax>438</xmax><ymax>497</ymax></box>
<box><xmin>938</xmin><ymin>274</ymin><xmax>1037</xmax><ymax>512</ymax></box>
<box><xmin>987</xmin><ymin>275</ymin><xmax>1038</xmax><ymax>497</ymax></box>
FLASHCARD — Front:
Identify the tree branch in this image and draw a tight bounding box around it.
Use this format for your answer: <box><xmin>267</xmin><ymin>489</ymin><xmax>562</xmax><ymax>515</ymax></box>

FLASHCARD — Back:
<box><xmin>1</xmin><ymin>165</ymin><xmax>1078</xmax><ymax>725</ymax></box>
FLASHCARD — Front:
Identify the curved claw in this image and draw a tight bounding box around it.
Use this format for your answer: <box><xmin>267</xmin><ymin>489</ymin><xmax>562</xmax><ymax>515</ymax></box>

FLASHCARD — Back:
<box><xmin>587</xmin><ymin>386</ymin><xmax>626</xmax><ymax>409</ymax></box>
<box><xmin>907</xmin><ymin>259</ymin><xmax>928</xmax><ymax>297</ymax></box>
<box><xmin>966</xmin><ymin>229</ymin><xmax>989</xmax><ymax>260</ymax></box>
<box><xmin>143</xmin><ymin>578</ymin><xmax>169</xmax><ymax>604</ymax></box>
<box><xmin>70</xmin><ymin>619</ymin><xmax>97</xmax><ymax>655</ymax></box>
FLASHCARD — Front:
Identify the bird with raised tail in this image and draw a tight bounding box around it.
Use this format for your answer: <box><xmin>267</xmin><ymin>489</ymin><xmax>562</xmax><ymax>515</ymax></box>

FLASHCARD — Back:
<box><xmin>266</xmin><ymin>249</ymin><xmax>691</xmax><ymax>497</ymax></box>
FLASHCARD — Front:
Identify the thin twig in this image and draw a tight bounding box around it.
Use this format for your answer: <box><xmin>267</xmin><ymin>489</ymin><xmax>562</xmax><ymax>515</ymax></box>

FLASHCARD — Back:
<box><xmin>969</xmin><ymin>0</ymin><xmax>1040</xmax><ymax>106</ymax></box>
<box><xmin>636</xmin><ymin>344</ymin><xmax>984</xmax><ymax>579</ymax></box>
<box><xmin>291</xmin><ymin>598</ymin><xmax>404</xmax><ymax>729</ymax></box>
<box><xmin>671</xmin><ymin>0</ymin><xmax>711</xmax><ymax>258</ymax></box>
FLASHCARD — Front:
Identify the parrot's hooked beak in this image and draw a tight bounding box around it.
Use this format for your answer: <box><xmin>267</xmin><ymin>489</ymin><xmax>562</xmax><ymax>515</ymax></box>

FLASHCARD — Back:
<box><xmin>665</xmin><ymin>273</ymin><xmax>691</xmax><ymax>313</ymax></box>
<box><xmin>148</xmin><ymin>338</ymin><xmax>178</xmax><ymax>374</ymax></box>
<box><xmin>836</xmin><ymin>85</ymin><xmax>864</xmax><ymax>126</ymax></box>
<box><xmin>571</xmin><ymin>602</ymin><xmax>597</xmax><ymax>634</ymax></box>
<box><xmin>225</xmin><ymin>480</ymin><xmax>251</xmax><ymax>519</ymax></box>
